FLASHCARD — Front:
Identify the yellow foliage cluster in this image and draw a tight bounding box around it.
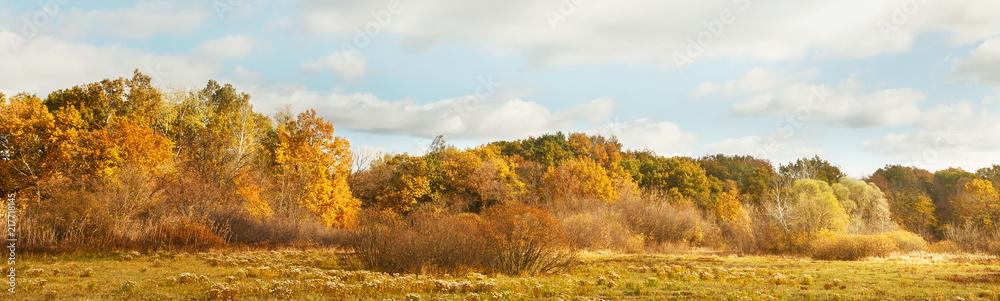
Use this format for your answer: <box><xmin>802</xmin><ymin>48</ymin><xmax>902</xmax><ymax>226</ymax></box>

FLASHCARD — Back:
<box><xmin>275</xmin><ymin>109</ymin><xmax>360</xmax><ymax>228</ymax></box>
<box><xmin>543</xmin><ymin>157</ymin><xmax>618</xmax><ymax>203</ymax></box>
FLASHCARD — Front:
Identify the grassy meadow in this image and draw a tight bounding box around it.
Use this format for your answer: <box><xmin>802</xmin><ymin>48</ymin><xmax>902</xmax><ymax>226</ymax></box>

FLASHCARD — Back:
<box><xmin>11</xmin><ymin>249</ymin><xmax>1000</xmax><ymax>300</ymax></box>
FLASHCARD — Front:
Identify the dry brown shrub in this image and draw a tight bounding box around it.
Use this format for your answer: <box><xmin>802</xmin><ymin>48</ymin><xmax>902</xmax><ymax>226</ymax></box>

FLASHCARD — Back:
<box><xmin>144</xmin><ymin>216</ymin><xmax>224</xmax><ymax>252</ymax></box>
<box><xmin>350</xmin><ymin>205</ymin><xmax>575</xmax><ymax>276</ymax></box>
<box><xmin>615</xmin><ymin>197</ymin><xmax>707</xmax><ymax>245</ymax></box>
<box><xmin>928</xmin><ymin>240</ymin><xmax>964</xmax><ymax>254</ymax></box>
<box><xmin>943</xmin><ymin>222</ymin><xmax>1000</xmax><ymax>253</ymax></box>
<box><xmin>559</xmin><ymin>210</ymin><xmax>634</xmax><ymax>251</ymax></box>
<box><xmin>883</xmin><ymin>230</ymin><xmax>928</xmax><ymax>252</ymax></box>
<box><xmin>810</xmin><ymin>234</ymin><xmax>897</xmax><ymax>261</ymax></box>
<box><xmin>481</xmin><ymin>204</ymin><xmax>576</xmax><ymax>275</ymax></box>
<box><xmin>350</xmin><ymin>210</ymin><xmax>488</xmax><ymax>274</ymax></box>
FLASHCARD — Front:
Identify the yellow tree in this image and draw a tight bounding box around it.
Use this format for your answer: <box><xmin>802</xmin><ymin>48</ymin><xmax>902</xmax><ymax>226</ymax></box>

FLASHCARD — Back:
<box><xmin>434</xmin><ymin>146</ymin><xmax>527</xmax><ymax>211</ymax></box>
<box><xmin>954</xmin><ymin>179</ymin><xmax>1000</xmax><ymax>232</ymax></box>
<box><xmin>542</xmin><ymin>157</ymin><xmax>617</xmax><ymax>203</ymax></box>
<box><xmin>85</xmin><ymin>117</ymin><xmax>175</xmax><ymax>179</ymax></box>
<box><xmin>274</xmin><ymin>109</ymin><xmax>359</xmax><ymax>228</ymax></box>
<box><xmin>715</xmin><ymin>180</ymin><xmax>750</xmax><ymax>227</ymax></box>
<box><xmin>350</xmin><ymin>154</ymin><xmax>431</xmax><ymax>213</ymax></box>
<box><xmin>0</xmin><ymin>93</ymin><xmax>84</xmax><ymax>198</ymax></box>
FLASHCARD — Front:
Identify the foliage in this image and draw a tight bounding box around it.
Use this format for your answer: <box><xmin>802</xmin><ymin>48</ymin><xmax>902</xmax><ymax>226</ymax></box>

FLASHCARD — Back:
<box><xmin>543</xmin><ymin>157</ymin><xmax>618</xmax><ymax>203</ymax></box>
<box><xmin>699</xmin><ymin>154</ymin><xmax>777</xmax><ymax>205</ymax></box>
<box><xmin>755</xmin><ymin>179</ymin><xmax>849</xmax><ymax>253</ymax></box>
<box><xmin>883</xmin><ymin>230</ymin><xmax>928</xmax><ymax>252</ymax></box>
<box><xmin>779</xmin><ymin>155</ymin><xmax>845</xmax><ymax>184</ymax></box>
<box><xmin>868</xmin><ymin>165</ymin><xmax>937</xmax><ymax>237</ymax></box>
<box><xmin>831</xmin><ymin>177</ymin><xmax>896</xmax><ymax>234</ymax></box>
<box><xmin>953</xmin><ymin>179</ymin><xmax>1000</xmax><ymax>232</ymax></box>
<box><xmin>625</xmin><ymin>151</ymin><xmax>718</xmax><ymax>204</ymax></box>
<box><xmin>352</xmin><ymin>154</ymin><xmax>431</xmax><ymax>213</ymax></box>
<box><xmin>274</xmin><ymin>109</ymin><xmax>359</xmax><ymax>228</ymax></box>
<box><xmin>14</xmin><ymin>71</ymin><xmax>1000</xmax><ymax>261</ymax></box>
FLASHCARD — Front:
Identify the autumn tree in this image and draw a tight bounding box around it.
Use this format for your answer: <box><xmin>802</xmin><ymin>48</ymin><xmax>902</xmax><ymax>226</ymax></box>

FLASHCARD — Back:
<box><xmin>867</xmin><ymin>165</ymin><xmax>937</xmax><ymax>237</ymax></box>
<box><xmin>435</xmin><ymin>146</ymin><xmax>526</xmax><ymax>211</ymax></box>
<box><xmin>161</xmin><ymin>81</ymin><xmax>273</xmax><ymax>220</ymax></box>
<box><xmin>760</xmin><ymin>179</ymin><xmax>848</xmax><ymax>252</ymax></box>
<box><xmin>699</xmin><ymin>154</ymin><xmax>777</xmax><ymax>205</ymax></box>
<box><xmin>976</xmin><ymin>165</ymin><xmax>1000</xmax><ymax>191</ymax></box>
<box><xmin>624</xmin><ymin>151</ymin><xmax>718</xmax><ymax>205</ymax></box>
<box><xmin>566</xmin><ymin>133</ymin><xmax>623</xmax><ymax>169</ymax></box>
<box><xmin>492</xmin><ymin>132</ymin><xmax>574</xmax><ymax>167</ymax></box>
<box><xmin>831</xmin><ymin>177</ymin><xmax>895</xmax><ymax>234</ymax></box>
<box><xmin>542</xmin><ymin>157</ymin><xmax>617</xmax><ymax>203</ymax></box>
<box><xmin>84</xmin><ymin>118</ymin><xmax>175</xmax><ymax>178</ymax></box>
<box><xmin>44</xmin><ymin>70</ymin><xmax>169</xmax><ymax>132</ymax></box>
<box><xmin>779</xmin><ymin>156</ymin><xmax>845</xmax><ymax>185</ymax></box>
<box><xmin>273</xmin><ymin>109</ymin><xmax>359</xmax><ymax>228</ymax></box>
<box><xmin>953</xmin><ymin>179</ymin><xmax>1000</xmax><ymax>232</ymax></box>
<box><xmin>0</xmin><ymin>93</ymin><xmax>86</xmax><ymax>201</ymax></box>
<box><xmin>930</xmin><ymin>168</ymin><xmax>976</xmax><ymax>226</ymax></box>
<box><xmin>351</xmin><ymin>154</ymin><xmax>431</xmax><ymax>213</ymax></box>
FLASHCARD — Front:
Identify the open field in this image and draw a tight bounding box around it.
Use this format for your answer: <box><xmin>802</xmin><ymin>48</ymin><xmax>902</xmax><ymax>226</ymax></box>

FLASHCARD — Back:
<box><xmin>10</xmin><ymin>250</ymin><xmax>1000</xmax><ymax>300</ymax></box>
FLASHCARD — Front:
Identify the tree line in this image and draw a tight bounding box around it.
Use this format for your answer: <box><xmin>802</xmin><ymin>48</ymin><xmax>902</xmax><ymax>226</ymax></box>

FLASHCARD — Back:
<box><xmin>3</xmin><ymin>72</ymin><xmax>1000</xmax><ymax>262</ymax></box>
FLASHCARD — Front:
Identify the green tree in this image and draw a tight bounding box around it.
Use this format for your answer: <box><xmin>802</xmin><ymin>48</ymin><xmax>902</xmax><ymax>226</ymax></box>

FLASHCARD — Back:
<box><xmin>626</xmin><ymin>151</ymin><xmax>718</xmax><ymax>204</ymax></box>
<box><xmin>699</xmin><ymin>154</ymin><xmax>777</xmax><ymax>205</ymax></box>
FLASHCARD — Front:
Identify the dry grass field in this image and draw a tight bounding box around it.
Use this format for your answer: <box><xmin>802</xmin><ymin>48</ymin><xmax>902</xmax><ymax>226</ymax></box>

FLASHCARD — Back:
<box><xmin>11</xmin><ymin>249</ymin><xmax>1000</xmax><ymax>300</ymax></box>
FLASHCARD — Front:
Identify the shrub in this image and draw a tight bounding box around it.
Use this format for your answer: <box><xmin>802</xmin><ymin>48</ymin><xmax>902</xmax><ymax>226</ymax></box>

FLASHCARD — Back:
<box><xmin>146</xmin><ymin>217</ymin><xmax>224</xmax><ymax>251</ymax></box>
<box><xmin>986</xmin><ymin>241</ymin><xmax>1000</xmax><ymax>256</ymax></box>
<box><xmin>350</xmin><ymin>211</ymin><xmax>488</xmax><ymax>274</ymax></box>
<box><xmin>351</xmin><ymin>205</ymin><xmax>575</xmax><ymax>276</ymax></box>
<box><xmin>559</xmin><ymin>210</ymin><xmax>634</xmax><ymax>251</ymax></box>
<box><xmin>810</xmin><ymin>234</ymin><xmax>897</xmax><ymax>261</ymax></box>
<box><xmin>481</xmin><ymin>205</ymin><xmax>576</xmax><ymax>275</ymax></box>
<box><xmin>615</xmin><ymin>198</ymin><xmax>706</xmax><ymax>245</ymax></box>
<box><xmin>942</xmin><ymin>222</ymin><xmax>1000</xmax><ymax>252</ymax></box>
<box><xmin>883</xmin><ymin>230</ymin><xmax>928</xmax><ymax>252</ymax></box>
<box><xmin>928</xmin><ymin>240</ymin><xmax>963</xmax><ymax>254</ymax></box>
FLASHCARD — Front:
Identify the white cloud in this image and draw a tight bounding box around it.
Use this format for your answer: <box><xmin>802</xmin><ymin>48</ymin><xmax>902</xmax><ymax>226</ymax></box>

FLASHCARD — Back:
<box><xmin>862</xmin><ymin>101</ymin><xmax>1000</xmax><ymax>171</ymax></box>
<box><xmin>593</xmin><ymin>118</ymin><xmax>698</xmax><ymax>155</ymax></box>
<box><xmin>694</xmin><ymin>67</ymin><xmax>926</xmax><ymax>128</ymax></box>
<box><xmin>296</xmin><ymin>0</ymin><xmax>1000</xmax><ymax>69</ymax></box>
<box><xmin>953</xmin><ymin>38</ymin><xmax>1000</xmax><ymax>87</ymax></box>
<box><xmin>300</xmin><ymin>51</ymin><xmax>368</xmax><ymax>84</ymax></box>
<box><xmin>193</xmin><ymin>35</ymin><xmax>255</xmax><ymax>61</ymax></box>
<box><xmin>702</xmin><ymin>135</ymin><xmax>825</xmax><ymax>164</ymax></box>
<box><xmin>0</xmin><ymin>29</ymin><xmax>217</xmax><ymax>96</ymax></box>
<box><xmin>57</xmin><ymin>1</ymin><xmax>210</xmax><ymax>40</ymax></box>
<box><xmin>249</xmin><ymin>85</ymin><xmax>615</xmax><ymax>141</ymax></box>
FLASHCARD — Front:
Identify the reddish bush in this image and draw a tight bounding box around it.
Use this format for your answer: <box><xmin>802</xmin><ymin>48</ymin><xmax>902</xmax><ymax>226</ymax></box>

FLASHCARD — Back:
<box><xmin>350</xmin><ymin>206</ymin><xmax>575</xmax><ymax>275</ymax></box>
<box><xmin>481</xmin><ymin>204</ymin><xmax>575</xmax><ymax>275</ymax></box>
<box><xmin>146</xmin><ymin>217</ymin><xmax>224</xmax><ymax>251</ymax></box>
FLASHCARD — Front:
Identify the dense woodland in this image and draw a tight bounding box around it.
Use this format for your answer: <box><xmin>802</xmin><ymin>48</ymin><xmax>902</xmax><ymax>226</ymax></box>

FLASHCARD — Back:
<box><xmin>4</xmin><ymin>72</ymin><xmax>1000</xmax><ymax>273</ymax></box>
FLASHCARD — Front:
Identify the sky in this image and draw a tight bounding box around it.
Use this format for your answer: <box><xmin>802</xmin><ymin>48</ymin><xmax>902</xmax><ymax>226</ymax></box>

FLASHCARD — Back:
<box><xmin>2</xmin><ymin>0</ymin><xmax>1000</xmax><ymax>177</ymax></box>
